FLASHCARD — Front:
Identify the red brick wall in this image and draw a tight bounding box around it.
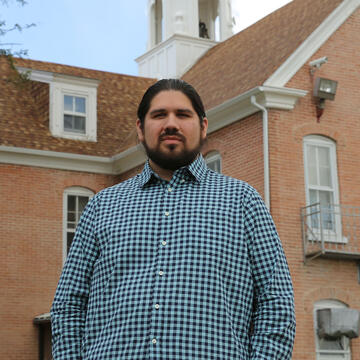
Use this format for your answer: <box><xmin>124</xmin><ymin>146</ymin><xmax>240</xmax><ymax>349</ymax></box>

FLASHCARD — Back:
<box><xmin>0</xmin><ymin>164</ymin><xmax>113</xmax><ymax>360</ymax></box>
<box><xmin>268</xmin><ymin>7</ymin><xmax>360</xmax><ymax>359</ymax></box>
<box><xmin>203</xmin><ymin>112</ymin><xmax>264</xmax><ymax>196</ymax></box>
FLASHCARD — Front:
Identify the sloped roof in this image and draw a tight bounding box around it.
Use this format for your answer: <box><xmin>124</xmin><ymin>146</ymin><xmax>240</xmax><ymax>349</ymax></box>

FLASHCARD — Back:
<box><xmin>0</xmin><ymin>57</ymin><xmax>154</xmax><ymax>156</ymax></box>
<box><xmin>182</xmin><ymin>0</ymin><xmax>343</xmax><ymax>111</ymax></box>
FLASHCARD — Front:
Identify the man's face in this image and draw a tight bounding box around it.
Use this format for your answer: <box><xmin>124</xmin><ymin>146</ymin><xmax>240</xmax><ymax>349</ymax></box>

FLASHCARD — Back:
<box><xmin>136</xmin><ymin>90</ymin><xmax>208</xmax><ymax>171</ymax></box>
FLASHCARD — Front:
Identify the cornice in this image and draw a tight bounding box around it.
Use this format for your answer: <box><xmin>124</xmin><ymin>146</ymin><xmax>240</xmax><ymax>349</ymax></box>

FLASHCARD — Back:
<box><xmin>15</xmin><ymin>66</ymin><xmax>100</xmax><ymax>87</ymax></box>
<box><xmin>112</xmin><ymin>145</ymin><xmax>147</xmax><ymax>174</ymax></box>
<box><xmin>0</xmin><ymin>146</ymin><xmax>114</xmax><ymax>174</ymax></box>
<box><xmin>206</xmin><ymin>86</ymin><xmax>307</xmax><ymax>133</ymax></box>
<box><xmin>16</xmin><ymin>66</ymin><xmax>53</xmax><ymax>83</ymax></box>
<box><xmin>135</xmin><ymin>33</ymin><xmax>217</xmax><ymax>63</ymax></box>
<box><xmin>53</xmin><ymin>73</ymin><xmax>100</xmax><ymax>88</ymax></box>
<box><xmin>0</xmin><ymin>86</ymin><xmax>306</xmax><ymax>175</ymax></box>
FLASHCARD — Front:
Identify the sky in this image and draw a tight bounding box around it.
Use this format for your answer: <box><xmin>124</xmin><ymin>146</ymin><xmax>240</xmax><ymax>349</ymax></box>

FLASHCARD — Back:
<box><xmin>1</xmin><ymin>0</ymin><xmax>292</xmax><ymax>76</ymax></box>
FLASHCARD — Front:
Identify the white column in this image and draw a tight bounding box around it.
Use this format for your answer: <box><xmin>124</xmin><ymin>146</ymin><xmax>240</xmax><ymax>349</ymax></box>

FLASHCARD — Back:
<box><xmin>219</xmin><ymin>0</ymin><xmax>233</xmax><ymax>41</ymax></box>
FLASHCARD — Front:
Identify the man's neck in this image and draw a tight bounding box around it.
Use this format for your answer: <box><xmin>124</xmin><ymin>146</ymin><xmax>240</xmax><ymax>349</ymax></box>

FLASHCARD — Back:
<box><xmin>149</xmin><ymin>159</ymin><xmax>174</xmax><ymax>181</ymax></box>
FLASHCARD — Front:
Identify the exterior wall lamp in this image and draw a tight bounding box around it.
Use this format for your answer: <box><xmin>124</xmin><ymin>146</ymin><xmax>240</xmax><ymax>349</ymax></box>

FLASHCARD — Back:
<box><xmin>313</xmin><ymin>77</ymin><xmax>338</xmax><ymax>121</ymax></box>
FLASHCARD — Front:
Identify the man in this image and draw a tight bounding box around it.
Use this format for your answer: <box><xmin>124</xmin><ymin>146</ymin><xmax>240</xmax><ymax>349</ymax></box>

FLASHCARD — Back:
<box><xmin>51</xmin><ymin>79</ymin><xmax>295</xmax><ymax>359</ymax></box>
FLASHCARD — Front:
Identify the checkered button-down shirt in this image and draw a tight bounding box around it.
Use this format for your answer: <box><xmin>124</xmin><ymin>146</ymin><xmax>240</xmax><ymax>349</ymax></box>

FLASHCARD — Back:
<box><xmin>51</xmin><ymin>155</ymin><xmax>295</xmax><ymax>360</ymax></box>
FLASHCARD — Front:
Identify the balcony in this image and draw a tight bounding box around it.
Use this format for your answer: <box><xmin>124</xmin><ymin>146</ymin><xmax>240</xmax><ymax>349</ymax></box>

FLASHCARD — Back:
<box><xmin>301</xmin><ymin>203</ymin><xmax>360</xmax><ymax>263</ymax></box>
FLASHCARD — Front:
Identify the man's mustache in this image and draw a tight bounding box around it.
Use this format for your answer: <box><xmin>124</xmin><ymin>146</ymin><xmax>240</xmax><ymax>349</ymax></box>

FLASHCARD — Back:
<box><xmin>159</xmin><ymin>129</ymin><xmax>185</xmax><ymax>142</ymax></box>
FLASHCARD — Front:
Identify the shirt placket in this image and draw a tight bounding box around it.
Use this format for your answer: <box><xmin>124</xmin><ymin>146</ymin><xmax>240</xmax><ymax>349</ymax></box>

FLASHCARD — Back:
<box><xmin>148</xmin><ymin>178</ymin><xmax>179</xmax><ymax>359</ymax></box>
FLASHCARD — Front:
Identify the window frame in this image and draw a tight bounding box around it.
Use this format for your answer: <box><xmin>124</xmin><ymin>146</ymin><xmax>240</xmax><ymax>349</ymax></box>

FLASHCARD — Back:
<box><xmin>303</xmin><ymin>135</ymin><xmax>343</xmax><ymax>243</ymax></box>
<box><xmin>62</xmin><ymin>187</ymin><xmax>94</xmax><ymax>264</ymax></box>
<box><xmin>50</xmin><ymin>75</ymin><xmax>99</xmax><ymax>141</ymax></box>
<box><xmin>313</xmin><ymin>299</ymin><xmax>351</xmax><ymax>360</ymax></box>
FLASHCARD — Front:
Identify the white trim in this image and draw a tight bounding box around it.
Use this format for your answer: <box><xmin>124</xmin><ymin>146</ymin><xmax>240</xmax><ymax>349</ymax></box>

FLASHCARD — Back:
<box><xmin>136</xmin><ymin>33</ymin><xmax>217</xmax><ymax>79</ymax></box>
<box><xmin>53</xmin><ymin>73</ymin><xmax>100</xmax><ymax>88</ymax></box>
<box><xmin>264</xmin><ymin>0</ymin><xmax>360</xmax><ymax>87</ymax></box>
<box><xmin>16</xmin><ymin>66</ymin><xmax>100</xmax><ymax>87</ymax></box>
<box><xmin>16</xmin><ymin>67</ymin><xmax>54</xmax><ymax>83</ymax></box>
<box><xmin>303</xmin><ymin>135</ymin><xmax>343</xmax><ymax>243</ymax></box>
<box><xmin>0</xmin><ymin>85</ymin><xmax>306</xmax><ymax>175</ymax></box>
<box><xmin>0</xmin><ymin>145</ymin><xmax>114</xmax><ymax>174</ymax></box>
<box><xmin>112</xmin><ymin>144</ymin><xmax>147</xmax><ymax>174</ymax></box>
<box><xmin>206</xmin><ymin>85</ymin><xmax>307</xmax><ymax>134</ymax></box>
<box><xmin>136</xmin><ymin>33</ymin><xmax>217</xmax><ymax>63</ymax></box>
<box><xmin>63</xmin><ymin>187</ymin><xmax>94</xmax><ymax>264</ymax></box>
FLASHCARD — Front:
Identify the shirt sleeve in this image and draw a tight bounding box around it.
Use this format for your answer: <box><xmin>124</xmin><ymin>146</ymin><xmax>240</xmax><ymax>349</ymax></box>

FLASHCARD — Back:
<box><xmin>243</xmin><ymin>189</ymin><xmax>296</xmax><ymax>360</ymax></box>
<box><xmin>51</xmin><ymin>195</ymin><xmax>99</xmax><ymax>360</ymax></box>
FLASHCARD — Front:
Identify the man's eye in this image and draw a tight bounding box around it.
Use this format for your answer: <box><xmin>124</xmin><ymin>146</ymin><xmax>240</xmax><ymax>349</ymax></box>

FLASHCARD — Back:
<box><xmin>178</xmin><ymin>113</ymin><xmax>190</xmax><ymax>118</ymax></box>
<box><xmin>153</xmin><ymin>113</ymin><xmax>166</xmax><ymax>118</ymax></box>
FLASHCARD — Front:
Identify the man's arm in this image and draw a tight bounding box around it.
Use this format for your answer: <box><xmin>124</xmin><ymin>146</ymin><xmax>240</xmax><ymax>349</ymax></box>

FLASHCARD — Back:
<box><xmin>51</xmin><ymin>196</ymin><xmax>99</xmax><ymax>359</ymax></box>
<box><xmin>244</xmin><ymin>189</ymin><xmax>295</xmax><ymax>360</ymax></box>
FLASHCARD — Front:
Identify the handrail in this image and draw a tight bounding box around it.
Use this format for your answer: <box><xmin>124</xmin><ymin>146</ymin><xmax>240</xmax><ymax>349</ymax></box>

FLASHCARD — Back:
<box><xmin>301</xmin><ymin>203</ymin><xmax>360</xmax><ymax>263</ymax></box>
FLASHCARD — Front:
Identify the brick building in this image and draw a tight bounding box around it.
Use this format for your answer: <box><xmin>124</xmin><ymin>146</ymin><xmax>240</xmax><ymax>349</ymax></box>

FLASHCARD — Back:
<box><xmin>1</xmin><ymin>0</ymin><xmax>360</xmax><ymax>359</ymax></box>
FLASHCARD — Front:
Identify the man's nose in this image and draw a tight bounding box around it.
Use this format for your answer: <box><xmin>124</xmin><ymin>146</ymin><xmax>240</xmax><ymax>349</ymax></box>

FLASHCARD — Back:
<box><xmin>163</xmin><ymin>113</ymin><xmax>180</xmax><ymax>129</ymax></box>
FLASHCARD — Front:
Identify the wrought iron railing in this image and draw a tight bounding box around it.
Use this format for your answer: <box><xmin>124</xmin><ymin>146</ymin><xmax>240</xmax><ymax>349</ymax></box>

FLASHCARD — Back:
<box><xmin>301</xmin><ymin>203</ymin><xmax>360</xmax><ymax>263</ymax></box>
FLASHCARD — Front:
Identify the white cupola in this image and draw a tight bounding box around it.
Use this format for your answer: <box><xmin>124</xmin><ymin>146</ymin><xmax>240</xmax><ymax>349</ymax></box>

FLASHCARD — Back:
<box><xmin>136</xmin><ymin>0</ymin><xmax>233</xmax><ymax>79</ymax></box>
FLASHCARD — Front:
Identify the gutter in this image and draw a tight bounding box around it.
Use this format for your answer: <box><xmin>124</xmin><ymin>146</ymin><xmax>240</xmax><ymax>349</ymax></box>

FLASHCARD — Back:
<box><xmin>250</xmin><ymin>96</ymin><xmax>270</xmax><ymax>210</ymax></box>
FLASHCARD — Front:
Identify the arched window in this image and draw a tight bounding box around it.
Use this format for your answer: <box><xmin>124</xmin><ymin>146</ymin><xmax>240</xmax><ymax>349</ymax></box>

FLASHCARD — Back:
<box><xmin>205</xmin><ymin>151</ymin><xmax>222</xmax><ymax>173</ymax></box>
<box><xmin>63</xmin><ymin>187</ymin><xmax>94</xmax><ymax>263</ymax></box>
<box><xmin>303</xmin><ymin>135</ymin><xmax>341</xmax><ymax>241</ymax></box>
<box><xmin>314</xmin><ymin>299</ymin><xmax>351</xmax><ymax>360</ymax></box>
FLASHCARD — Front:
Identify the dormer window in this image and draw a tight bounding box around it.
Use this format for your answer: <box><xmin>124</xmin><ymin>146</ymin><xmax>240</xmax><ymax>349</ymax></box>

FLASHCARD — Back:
<box><xmin>51</xmin><ymin>75</ymin><xmax>99</xmax><ymax>141</ymax></box>
<box><xmin>15</xmin><ymin>67</ymin><xmax>99</xmax><ymax>142</ymax></box>
<box><xmin>64</xmin><ymin>95</ymin><xmax>86</xmax><ymax>134</ymax></box>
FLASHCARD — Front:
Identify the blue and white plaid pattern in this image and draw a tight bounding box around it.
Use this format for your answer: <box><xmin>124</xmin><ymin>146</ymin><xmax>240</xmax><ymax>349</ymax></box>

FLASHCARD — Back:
<box><xmin>51</xmin><ymin>155</ymin><xmax>295</xmax><ymax>359</ymax></box>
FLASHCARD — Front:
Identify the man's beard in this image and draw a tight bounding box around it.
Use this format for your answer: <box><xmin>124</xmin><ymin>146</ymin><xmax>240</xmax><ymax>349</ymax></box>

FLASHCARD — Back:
<box><xmin>142</xmin><ymin>130</ymin><xmax>205</xmax><ymax>171</ymax></box>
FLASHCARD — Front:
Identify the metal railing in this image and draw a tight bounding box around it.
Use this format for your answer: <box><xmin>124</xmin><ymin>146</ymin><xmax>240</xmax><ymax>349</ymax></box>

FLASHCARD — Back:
<box><xmin>301</xmin><ymin>203</ymin><xmax>360</xmax><ymax>263</ymax></box>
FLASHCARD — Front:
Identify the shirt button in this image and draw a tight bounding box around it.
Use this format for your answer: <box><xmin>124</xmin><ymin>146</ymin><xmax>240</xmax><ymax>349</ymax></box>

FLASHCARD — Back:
<box><xmin>167</xmin><ymin>187</ymin><xmax>173</xmax><ymax>192</ymax></box>
<box><xmin>155</xmin><ymin>304</ymin><xmax>160</xmax><ymax>309</ymax></box>
<box><xmin>159</xmin><ymin>270</ymin><xmax>164</xmax><ymax>276</ymax></box>
<box><xmin>152</xmin><ymin>338</ymin><xmax>157</xmax><ymax>344</ymax></box>
<box><xmin>162</xmin><ymin>241</ymin><xmax>167</xmax><ymax>246</ymax></box>
<box><xmin>164</xmin><ymin>211</ymin><xmax>169</xmax><ymax>216</ymax></box>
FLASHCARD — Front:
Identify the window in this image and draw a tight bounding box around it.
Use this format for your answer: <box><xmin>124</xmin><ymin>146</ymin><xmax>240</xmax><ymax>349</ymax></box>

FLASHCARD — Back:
<box><xmin>50</xmin><ymin>74</ymin><xmax>99</xmax><ymax>141</ymax></box>
<box><xmin>64</xmin><ymin>95</ymin><xmax>86</xmax><ymax>133</ymax></box>
<box><xmin>63</xmin><ymin>187</ymin><xmax>94</xmax><ymax>262</ymax></box>
<box><xmin>303</xmin><ymin>136</ymin><xmax>341</xmax><ymax>241</ymax></box>
<box><xmin>314</xmin><ymin>300</ymin><xmax>351</xmax><ymax>360</ymax></box>
<box><xmin>15</xmin><ymin>67</ymin><xmax>99</xmax><ymax>141</ymax></box>
<box><xmin>205</xmin><ymin>151</ymin><xmax>222</xmax><ymax>173</ymax></box>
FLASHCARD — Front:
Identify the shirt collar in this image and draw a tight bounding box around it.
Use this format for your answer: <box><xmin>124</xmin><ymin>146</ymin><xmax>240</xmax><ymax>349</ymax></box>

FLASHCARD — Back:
<box><xmin>138</xmin><ymin>154</ymin><xmax>207</xmax><ymax>188</ymax></box>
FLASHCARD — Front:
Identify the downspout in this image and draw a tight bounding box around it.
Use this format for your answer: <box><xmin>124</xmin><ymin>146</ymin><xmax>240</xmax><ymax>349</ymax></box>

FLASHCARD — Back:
<box><xmin>250</xmin><ymin>96</ymin><xmax>270</xmax><ymax>210</ymax></box>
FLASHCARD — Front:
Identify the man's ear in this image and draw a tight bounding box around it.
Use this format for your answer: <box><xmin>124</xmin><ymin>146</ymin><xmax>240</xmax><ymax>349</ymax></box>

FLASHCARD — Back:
<box><xmin>201</xmin><ymin>117</ymin><xmax>208</xmax><ymax>139</ymax></box>
<box><xmin>136</xmin><ymin>119</ymin><xmax>144</xmax><ymax>142</ymax></box>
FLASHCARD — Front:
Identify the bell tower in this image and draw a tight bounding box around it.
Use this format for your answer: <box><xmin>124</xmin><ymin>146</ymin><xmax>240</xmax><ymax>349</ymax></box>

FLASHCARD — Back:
<box><xmin>136</xmin><ymin>0</ymin><xmax>233</xmax><ymax>79</ymax></box>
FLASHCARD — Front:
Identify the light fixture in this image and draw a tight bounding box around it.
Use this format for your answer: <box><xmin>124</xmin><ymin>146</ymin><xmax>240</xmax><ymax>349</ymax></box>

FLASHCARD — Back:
<box><xmin>313</xmin><ymin>77</ymin><xmax>338</xmax><ymax>121</ymax></box>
